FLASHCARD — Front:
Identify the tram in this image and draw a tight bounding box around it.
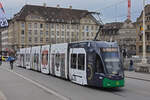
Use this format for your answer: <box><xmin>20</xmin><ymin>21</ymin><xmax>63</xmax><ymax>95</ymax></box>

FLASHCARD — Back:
<box><xmin>16</xmin><ymin>41</ymin><xmax>124</xmax><ymax>88</ymax></box>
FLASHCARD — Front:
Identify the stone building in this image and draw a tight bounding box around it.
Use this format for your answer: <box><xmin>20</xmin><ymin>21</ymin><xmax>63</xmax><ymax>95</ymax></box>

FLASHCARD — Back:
<box><xmin>0</xmin><ymin>26</ymin><xmax>9</xmax><ymax>51</ymax></box>
<box><xmin>136</xmin><ymin>4</ymin><xmax>150</xmax><ymax>56</ymax></box>
<box><xmin>101</xmin><ymin>19</ymin><xmax>136</xmax><ymax>56</ymax></box>
<box><xmin>1</xmin><ymin>29</ymin><xmax>9</xmax><ymax>50</ymax></box>
<box><xmin>6</xmin><ymin>4</ymin><xmax>100</xmax><ymax>49</ymax></box>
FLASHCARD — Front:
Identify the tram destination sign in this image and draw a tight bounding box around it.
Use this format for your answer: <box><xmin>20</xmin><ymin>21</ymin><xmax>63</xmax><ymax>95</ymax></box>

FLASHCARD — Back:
<box><xmin>101</xmin><ymin>48</ymin><xmax>118</xmax><ymax>52</ymax></box>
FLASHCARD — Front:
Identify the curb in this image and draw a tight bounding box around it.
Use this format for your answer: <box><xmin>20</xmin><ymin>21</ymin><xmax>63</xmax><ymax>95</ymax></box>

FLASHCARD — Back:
<box><xmin>125</xmin><ymin>76</ymin><xmax>150</xmax><ymax>82</ymax></box>
<box><xmin>0</xmin><ymin>91</ymin><xmax>7</xmax><ymax>100</ymax></box>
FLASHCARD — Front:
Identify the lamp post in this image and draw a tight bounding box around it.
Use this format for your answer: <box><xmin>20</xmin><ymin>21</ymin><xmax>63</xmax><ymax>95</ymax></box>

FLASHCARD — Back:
<box><xmin>142</xmin><ymin>0</ymin><xmax>147</xmax><ymax>63</ymax></box>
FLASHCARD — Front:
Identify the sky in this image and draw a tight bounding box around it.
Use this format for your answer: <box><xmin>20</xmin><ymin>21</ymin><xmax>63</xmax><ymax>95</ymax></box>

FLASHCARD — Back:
<box><xmin>1</xmin><ymin>0</ymin><xmax>150</xmax><ymax>23</ymax></box>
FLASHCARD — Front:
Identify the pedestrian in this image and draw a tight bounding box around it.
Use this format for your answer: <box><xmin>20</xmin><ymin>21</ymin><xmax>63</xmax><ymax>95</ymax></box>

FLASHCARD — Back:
<box><xmin>7</xmin><ymin>55</ymin><xmax>15</xmax><ymax>70</ymax></box>
<box><xmin>129</xmin><ymin>59</ymin><xmax>134</xmax><ymax>71</ymax></box>
<box><xmin>10</xmin><ymin>57</ymin><xmax>15</xmax><ymax>70</ymax></box>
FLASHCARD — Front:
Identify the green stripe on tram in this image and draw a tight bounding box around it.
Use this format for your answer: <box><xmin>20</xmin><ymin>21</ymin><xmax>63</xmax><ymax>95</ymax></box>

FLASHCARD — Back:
<box><xmin>103</xmin><ymin>78</ymin><xmax>124</xmax><ymax>88</ymax></box>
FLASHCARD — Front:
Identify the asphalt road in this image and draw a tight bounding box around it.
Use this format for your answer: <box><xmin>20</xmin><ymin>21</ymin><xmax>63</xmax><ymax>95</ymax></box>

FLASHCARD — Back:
<box><xmin>0</xmin><ymin>62</ymin><xmax>150</xmax><ymax>100</ymax></box>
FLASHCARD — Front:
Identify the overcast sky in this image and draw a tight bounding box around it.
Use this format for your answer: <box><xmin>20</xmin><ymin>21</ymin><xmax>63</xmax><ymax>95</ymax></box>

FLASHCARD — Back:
<box><xmin>1</xmin><ymin>0</ymin><xmax>150</xmax><ymax>23</ymax></box>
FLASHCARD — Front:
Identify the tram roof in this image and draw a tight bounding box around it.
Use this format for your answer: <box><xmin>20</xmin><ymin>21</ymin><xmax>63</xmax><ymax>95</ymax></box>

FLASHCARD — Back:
<box><xmin>69</xmin><ymin>40</ymin><xmax>118</xmax><ymax>47</ymax></box>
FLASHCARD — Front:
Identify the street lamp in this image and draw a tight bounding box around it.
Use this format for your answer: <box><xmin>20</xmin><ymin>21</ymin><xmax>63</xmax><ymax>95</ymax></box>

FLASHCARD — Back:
<box><xmin>142</xmin><ymin>0</ymin><xmax>147</xmax><ymax>63</ymax></box>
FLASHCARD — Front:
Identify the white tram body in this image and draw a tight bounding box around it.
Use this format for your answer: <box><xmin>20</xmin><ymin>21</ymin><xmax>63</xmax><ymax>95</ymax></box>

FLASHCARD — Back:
<box><xmin>16</xmin><ymin>50</ymin><xmax>21</xmax><ymax>67</ymax></box>
<box><xmin>50</xmin><ymin>43</ymin><xmax>68</xmax><ymax>79</ymax></box>
<box><xmin>69</xmin><ymin>48</ymin><xmax>87</xmax><ymax>85</ymax></box>
<box><xmin>20</xmin><ymin>48</ymin><xmax>26</xmax><ymax>67</ymax></box>
<box><xmin>41</xmin><ymin>45</ymin><xmax>50</xmax><ymax>74</ymax></box>
<box><xmin>31</xmin><ymin>46</ymin><xmax>41</xmax><ymax>71</ymax></box>
<box><xmin>16</xmin><ymin>41</ymin><xmax>124</xmax><ymax>88</ymax></box>
<box><xmin>25</xmin><ymin>47</ymin><xmax>32</xmax><ymax>69</ymax></box>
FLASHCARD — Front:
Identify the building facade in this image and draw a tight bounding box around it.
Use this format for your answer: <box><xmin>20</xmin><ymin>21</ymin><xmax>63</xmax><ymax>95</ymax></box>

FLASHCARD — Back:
<box><xmin>101</xmin><ymin>19</ymin><xmax>136</xmax><ymax>56</ymax></box>
<box><xmin>1</xmin><ymin>29</ymin><xmax>9</xmax><ymax>50</ymax></box>
<box><xmin>136</xmin><ymin>4</ymin><xmax>150</xmax><ymax>56</ymax></box>
<box><xmin>7</xmin><ymin>4</ymin><xmax>100</xmax><ymax>49</ymax></box>
<box><xmin>0</xmin><ymin>27</ymin><xmax>8</xmax><ymax>51</ymax></box>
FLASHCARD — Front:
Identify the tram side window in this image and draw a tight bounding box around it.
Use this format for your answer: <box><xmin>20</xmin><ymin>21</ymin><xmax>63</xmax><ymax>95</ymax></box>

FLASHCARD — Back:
<box><xmin>95</xmin><ymin>55</ymin><xmax>104</xmax><ymax>73</ymax></box>
<box><xmin>78</xmin><ymin>54</ymin><xmax>85</xmax><ymax>70</ymax></box>
<box><xmin>71</xmin><ymin>54</ymin><xmax>77</xmax><ymax>69</ymax></box>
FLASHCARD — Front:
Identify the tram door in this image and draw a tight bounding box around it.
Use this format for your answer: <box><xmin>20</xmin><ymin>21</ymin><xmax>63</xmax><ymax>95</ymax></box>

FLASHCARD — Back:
<box><xmin>69</xmin><ymin>48</ymin><xmax>87</xmax><ymax>85</ymax></box>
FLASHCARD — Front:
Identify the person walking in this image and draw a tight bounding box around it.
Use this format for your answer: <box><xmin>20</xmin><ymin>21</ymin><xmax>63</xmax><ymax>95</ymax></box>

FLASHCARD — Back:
<box><xmin>129</xmin><ymin>59</ymin><xmax>134</xmax><ymax>71</ymax></box>
<box><xmin>10</xmin><ymin>58</ymin><xmax>15</xmax><ymax>70</ymax></box>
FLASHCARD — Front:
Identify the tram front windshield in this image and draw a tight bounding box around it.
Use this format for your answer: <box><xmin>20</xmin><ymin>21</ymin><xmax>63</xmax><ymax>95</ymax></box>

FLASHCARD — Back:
<box><xmin>101</xmin><ymin>48</ymin><xmax>121</xmax><ymax>74</ymax></box>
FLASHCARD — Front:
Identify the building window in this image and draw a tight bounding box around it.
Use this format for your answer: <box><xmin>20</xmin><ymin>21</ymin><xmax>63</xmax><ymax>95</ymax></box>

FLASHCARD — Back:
<box><xmin>29</xmin><ymin>37</ymin><xmax>32</xmax><ymax>42</ymax></box>
<box><xmin>77</xmin><ymin>25</ymin><xmax>79</xmax><ymax>30</ymax></box>
<box><xmin>57</xmin><ymin>24</ymin><xmax>59</xmax><ymax>29</ymax></box>
<box><xmin>96</xmin><ymin>26</ymin><xmax>98</xmax><ymax>30</ymax></box>
<box><xmin>77</xmin><ymin>32</ymin><xmax>79</xmax><ymax>38</ymax></box>
<box><xmin>139</xmin><ymin>35</ymin><xmax>142</xmax><ymax>41</ymax></box>
<box><xmin>21</xmin><ymin>37</ymin><xmax>24</xmax><ymax>43</ymax></box>
<box><xmin>61</xmin><ymin>38</ymin><xmax>64</xmax><ymax>42</ymax></box>
<box><xmin>40</xmin><ymin>24</ymin><xmax>43</xmax><ymax>28</ymax></box>
<box><xmin>67</xmin><ymin>32</ymin><xmax>70</xmax><ymax>36</ymax></box>
<box><xmin>51</xmin><ymin>31</ymin><xmax>54</xmax><ymax>36</ymax></box>
<box><xmin>146</xmin><ymin>45</ymin><xmax>150</xmax><ymax>53</ymax></box>
<box><xmin>67</xmin><ymin>25</ymin><xmax>70</xmax><ymax>29</ymax></box>
<box><xmin>82</xmin><ymin>32</ymin><xmax>84</xmax><ymax>37</ymax></box>
<box><xmin>87</xmin><ymin>32</ymin><xmax>89</xmax><ymax>37</ymax></box>
<box><xmin>46</xmin><ymin>24</ymin><xmax>49</xmax><ymax>29</ymax></box>
<box><xmin>91</xmin><ymin>26</ymin><xmax>93</xmax><ymax>30</ymax></box>
<box><xmin>72</xmin><ymin>32</ymin><xmax>74</xmax><ymax>36</ymax></box>
<box><xmin>82</xmin><ymin>26</ymin><xmax>84</xmax><ymax>30</ymax></box>
<box><xmin>147</xmin><ymin>25</ymin><xmax>150</xmax><ymax>30</ymax></box>
<box><xmin>46</xmin><ymin>38</ymin><xmax>49</xmax><ymax>42</ymax></box>
<box><xmin>51</xmin><ymin>24</ymin><xmax>54</xmax><ymax>29</ymax></box>
<box><xmin>62</xmin><ymin>24</ymin><xmax>64</xmax><ymax>29</ymax></box>
<box><xmin>51</xmin><ymin>38</ymin><xmax>55</xmax><ymax>43</ymax></box>
<box><xmin>62</xmin><ymin>31</ymin><xmax>64</xmax><ymax>36</ymax></box>
<box><xmin>21</xmin><ymin>23</ymin><xmax>25</xmax><ymax>28</ymax></box>
<box><xmin>34</xmin><ymin>23</ymin><xmax>37</xmax><ymax>28</ymax></box>
<box><xmin>46</xmin><ymin>31</ymin><xmax>49</xmax><ymax>35</ymax></box>
<box><xmin>91</xmin><ymin>32</ymin><xmax>94</xmax><ymax>37</ymax></box>
<box><xmin>71</xmin><ymin>25</ymin><xmax>74</xmax><ymax>29</ymax></box>
<box><xmin>34</xmin><ymin>37</ymin><xmax>38</xmax><ymax>42</ymax></box>
<box><xmin>86</xmin><ymin>26</ymin><xmax>89</xmax><ymax>31</ymax></box>
<box><xmin>40</xmin><ymin>37</ymin><xmax>43</xmax><ymax>42</ymax></box>
<box><xmin>139</xmin><ymin>46</ymin><xmax>143</xmax><ymax>53</ymax></box>
<box><xmin>34</xmin><ymin>30</ymin><xmax>37</xmax><ymax>35</ymax></box>
<box><xmin>22</xmin><ymin>45</ymin><xmax>24</xmax><ymax>48</ymax></box>
<box><xmin>147</xmin><ymin>33</ymin><xmax>150</xmax><ymax>40</ymax></box>
<box><xmin>28</xmin><ymin>23</ymin><xmax>32</xmax><ymax>28</ymax></box>
<box><xmin>40</xmin><ymin>30</ymin><xmax>43</xmax><ymax>35</ymax></box>
<box><xmin>28</xmin><ymin>30</ymin><xmax>32</xmax><ymax>35</ymax></box>
<box><xmin>21</xmin><ymin>30</ymin><xmax>24</xmax><ymax>35</ymax></box>
<box><xmin>57</xmin><ymin>31</ymin><xmax>59</xmax><ymax>36</ymax></box>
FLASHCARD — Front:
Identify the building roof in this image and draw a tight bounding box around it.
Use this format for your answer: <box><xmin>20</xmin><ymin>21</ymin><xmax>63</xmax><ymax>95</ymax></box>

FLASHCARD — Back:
<box><xmin>137</xmin><ymin>4</ymin><xmax>150</xmax><ymax>22</ymax></box>
<box><xmin>13</xmin><ymin>4</ymin><xmax>99</xmax><ymax>24</ymax></box>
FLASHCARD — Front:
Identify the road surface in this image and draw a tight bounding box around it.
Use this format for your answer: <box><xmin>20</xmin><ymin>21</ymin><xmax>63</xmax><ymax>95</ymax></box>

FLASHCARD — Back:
<box><xmin>0</xmin><ymin>62</ymin><xmax>150</xmax><ymax>100</ymax></box>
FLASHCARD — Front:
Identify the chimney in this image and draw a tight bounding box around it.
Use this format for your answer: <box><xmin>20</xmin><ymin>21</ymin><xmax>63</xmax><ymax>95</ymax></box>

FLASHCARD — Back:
<box><xmin>43</xmin><ymin>3</ymin><xmax>46</xmax><ymax>7</ymax></box>
<box><xmin>69</xmin><ymin>5</ymin><xmax>72</xmax><ymax>9</ymax></box>
<box><xmin>57</xmin><ymin>4</ymin><xmax>60</xmax><ymax>8</ymax></box>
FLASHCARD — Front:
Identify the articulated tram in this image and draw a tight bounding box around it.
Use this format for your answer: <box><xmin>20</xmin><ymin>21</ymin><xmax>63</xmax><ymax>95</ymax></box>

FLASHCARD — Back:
<box><xmin>16</xmin><ymin>41</ymin><xmax>124</xmax><ymax>88</ymax></box>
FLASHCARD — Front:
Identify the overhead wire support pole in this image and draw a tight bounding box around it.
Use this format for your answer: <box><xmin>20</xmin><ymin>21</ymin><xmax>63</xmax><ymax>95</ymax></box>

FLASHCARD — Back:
<box><xmin>89</xmin><ymin>12</ymin><xmax>103</xmax><ymax>41</ymax></box>
<box><xmin>142</xmin><ymin>0</ymin><xmax>147</xmax><ymax>63</ymax></box>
